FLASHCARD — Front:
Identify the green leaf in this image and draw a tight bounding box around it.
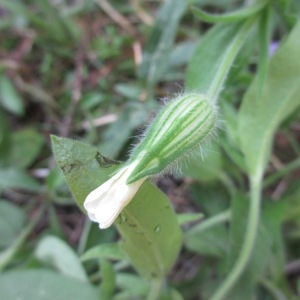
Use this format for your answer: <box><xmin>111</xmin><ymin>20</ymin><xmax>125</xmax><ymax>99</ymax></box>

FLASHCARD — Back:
<box><xmin>160</xmin><ymin>288</ymin><xmax>184</xmax><ymax>300</ymax></box>
<box><xmin>46</xmin><ymin>167</ymin><xmax>65</xmax><ymax>191</ymax></box>
<box><xmin>0</xmin><ymin>209</ymin><xmax>43</xmax><ymax>272</ymax></box>
<box><xmin>51</xmin><ymin>135</ymin><xmax>118</xmax><ymax>211</ymax></box>
<box><xmin>184</xmin><ymin>208</ymin><xmax>229</xmax><ymax>258</ymax></box>
<box><xmin>138</xmin><ymin>0</ymin><xmax>186</xmax><ymax>87</ymax></box>
<box><xmin>115</xmin><ymin>273</ymin><xmax>149</xmax><ymax>299</ymax></box>
<box><xmin>167</xmin><ymin>41</ymin><xmax>197</xmax><ymax>68</ymax></box>
<box><xmin>221</xmin><ymin>101</ymin><xmax>242</xmax><ymax>150</ymax></box>
<box><xmin>9</xmin><ymin>128</ymin><xmax>45</xmax><ymax>168</ymax></box>
<box><xmin>79</xmin><ymin>223</ymin><xmax>116</xmax><ymax>255</ymax></box>
<box><xmin>35</xmin><ymin>235</ymin><xmax>88</xmax><ymax>282</ymax></box>
<box><xmin>100</xmin><ymin>259</ymin><xmax>115</xmax><ymax>300</ymax></box>
<box><xmin>0</xmin><ymin>200</ymin><xmax>26</xmax><ymax>248</ymax></box>
<box><xmin>0</xmin><ymin>0</ymin><xmax>27</xmax><ymax>16</ymax></box>
<box><xmin>192</xmin><ymin>0</ymin><xmax>267</xmax><ymax>23</ymax></box>
<box><xmin>261</xmin><ymin>200</ymin><xmax>286</xmax><ymax>279</ymax></box>
<box><xmin>0</xmin><ymin>109</ymin><xmax>11</xmax><ymax>164</ymax></box>
<box><xmin>114</xmin><ymin>83</ymin><xmax>142</xmax><ymax>100</ymax></box>
<box><xmin>51</xmin><ymin>136</ymin><xmax>182</xmax><ymax>280</ymax></box>
<box><xmin>190</xmin><ymin>183</ymin><xmax>229</xmax><ymax>216</ymax></box>
<box><xmin>0</xmin><ymin>168</ymin><xmax>40</xmax><ymax>192</ymax></box>
<box><xmin>0</xmin><ymin>74</ymin><xmax>24</xmax><ymax>116</ymax></box>
<box><xmin>33</xmin><ymin>0</ymin><xmax>79</xmax><ymax>43</ymax></box>
<box><xmin>180</xmin><ymin>142</ymin><xmax>223</xmax><ymax>182</ymax></box>
<box><xmin>116</xmin><ymin>182</ymin><xmax>182</xmax><ymax>279</ymax></box>
<box><xmin>283</xmin><ymin>185</ymin><xmax>300</xmax><ymax>222</ymax></box>
<box><xmin>228</xmin><ymin>193</ymin><xmax>271</xmax><ymax>270</ymax></box>
<box><xmin>81</xmin><ymin>243</ymin><xmax>128</xmax><ymax>262</ymax></box>
<box><xmin>220</xmin><ymin>101</ymin><xmax>247</xmax><ymax>172</ymax></box>
<box><xmin>185</xmin><ymin>20</ymin><xmax>254</xmax><ymax>98</ymax></box>
<box><xmin>238</xmin><ymin>19</ymin><xmax>300</xmax><ymax>177</ymax></box>
<box><xmin>80</xmin><ymin>92</ymin><xmax>105</xmax><ymax>110</ymax></box>
<box><xmin>256</xmin><ymin>6</ymin><xmax>272</xmax><ymax>96</ymax></box>
<box><xmin>100</xmin><ymin>103</ymin><xmax>149</xmax><ymax>158</ymax></box>
<box><xmin>0</xmin><ymin>270</ymin><xmax>99</xmax><ymax>300</ymax></box>
<box><xmin>184</xmin><ymin>222</ymin><xmax>228</xmax><ymax>257</ymax></box>
<box><xmin>224</xmin><ymin>194</ymin><xmax>281</xmax><ymax>299</ymax></box>
<box><xmin>177</xmin><ymin>213</ymin><xmax>204</xmax><ymax>225</ymax></box>
<box><xmin>272</xmin><ymin>0</ymin><xmax>299</xmax><ymax>27</ymax></box>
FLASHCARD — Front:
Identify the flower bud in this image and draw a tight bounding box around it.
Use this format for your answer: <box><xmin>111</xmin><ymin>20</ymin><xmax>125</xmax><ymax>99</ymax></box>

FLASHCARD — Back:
<box><xmin>84</xmin><ymin>93</ymin><xmax>217</xmax><ymax>229</ymax></box>
<box><xmin>126</xmin><ymin>93</ymin><xmax>217</xmax><ymax>184</ymax></box>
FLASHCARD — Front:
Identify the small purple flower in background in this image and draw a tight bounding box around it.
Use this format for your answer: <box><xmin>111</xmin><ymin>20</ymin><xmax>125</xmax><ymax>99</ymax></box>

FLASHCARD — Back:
<box><xmin>269</xmin><ymin>41</ymin><xmax>279</xmax><ymax>56</ymax></box>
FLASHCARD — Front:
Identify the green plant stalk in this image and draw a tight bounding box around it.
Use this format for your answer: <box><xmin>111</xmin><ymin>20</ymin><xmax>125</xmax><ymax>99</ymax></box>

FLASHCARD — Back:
<box><xmin>192</xmin><ymin>0</ymin><xmax>267</xmax><ymax>23</ymax></box>
<box><xmin>208</xmin><ymin>13</ymin><xmax>263</xmax><ymax>300</ymax></box>
<box><xmin>188</xmin><ymin>210</ymin><xmax>231</xmax><ymax>235</ymax></box>
<box><xmin>259</xmin><ymin>277</ymin><xmax>287</xmax><ymax>300</ymax></box>
<box><xmin>100</xmin><ymin>258</ymin><xmax>115</xmax><ymax>300</ymax></box>
<box><xmin>0</xmin><ymin>207</ymin><xmax>45</xmax><ymax>272</ymax></box>
<box><xmin>211</xmin><ymin>173</ymin><xmax>262</xmax><ymax>300</ymax></box>
<box><xmin>263</xmin><ymin>156</ymin><xmax>300</xmax><ymax>188</ymax></box>
<box><xmin>283</xmin><ymin>129</ymin><xmax>300</xmax><ymax>156</ymax></box>
<box><xmin>207</xmin><ymin>17</ymin><xmax>256</xmax><ymax>100</ymax></box>
<box><xmin>77</xmin><ymin>217</ymin><xmax>92</xmax><ymax>255</ymax></box>
<box><xmin>146</xmin><ymin>277</ymin><xmax>163</xmax><ymax>300</ymax></box>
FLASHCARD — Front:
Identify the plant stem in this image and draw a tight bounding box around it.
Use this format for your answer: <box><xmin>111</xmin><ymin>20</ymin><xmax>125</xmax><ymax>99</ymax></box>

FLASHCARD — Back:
<box><xmin>77</xmin><ymin>217</ymin><xmax>92</xmax><ymax>255</ymax></box>
<box><xmin>263</xmin><ymin>156</ymin><xmax>300</xmax><ymax>188</ymax></box>
<box><xmin>259</xmin><ymin>277</ymin><xmax>287</xmax><ymax>300</ymax></box>
<box><xmin>211</xmin><ymin>173</ymin><xmax>262</xmax><ymax>300</ymax></box>
<box><xmin>207</xmin><ymin>17</ymin><xmax>255</xmax><ymax>101</ymax></box>
<box><xmin>219</xmin><ymin>172</ymin><xmax>236</xmax><ymax>198</ymax></box>
<box><xmin>188</xmin><ymin>210</ymin><xmax>231</xmax><ymax>235</ymax></box>
<box><xmin>0</xmin><ymin>207</ymin><xmax>45</xmax><ymax>272</ymax></box>
<box><xmin>146</xmin><ymin>277</ymin><xmax>163</xmax><ymax>300</ymax></box>
<box><xmin>283</xmin><ymin>129</ymin><xmax>300</xmax><ymax>156</ymax></box>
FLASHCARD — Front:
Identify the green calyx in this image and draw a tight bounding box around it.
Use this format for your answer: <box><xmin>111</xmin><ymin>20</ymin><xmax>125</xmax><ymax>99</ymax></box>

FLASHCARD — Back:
<box><xmin>126</xmin><ymin>93</ymin><xmax>217</xmax><ymax>184</ymax></box>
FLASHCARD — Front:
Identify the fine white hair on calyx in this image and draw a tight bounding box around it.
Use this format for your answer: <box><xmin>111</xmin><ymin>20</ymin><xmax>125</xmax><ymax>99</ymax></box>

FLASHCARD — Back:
<box><xmin>127</xmin><ymin>95</ymin><xmax>171</xmax><ymax>159</ymax></box>
<box><xmin>127</xmin><ymin>92</ymin><xmax>221</xmax><ymax>177</ymax></box>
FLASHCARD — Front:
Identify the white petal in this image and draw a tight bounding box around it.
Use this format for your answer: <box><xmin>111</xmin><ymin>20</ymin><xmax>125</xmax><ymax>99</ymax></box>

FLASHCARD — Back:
<box><xmin>84</xmin><ymin>168</ymin><xmax>126</xmax><ymax>209</ymax></box>
<box><xmin>83</xmin><ymin>161</ymin><xmax>146</xmax><ymax>229</ymax></box>
<box><xmin>93</xmin><ymin>177</ymin><xmax>145</xmax><ymax>228</ymax></box>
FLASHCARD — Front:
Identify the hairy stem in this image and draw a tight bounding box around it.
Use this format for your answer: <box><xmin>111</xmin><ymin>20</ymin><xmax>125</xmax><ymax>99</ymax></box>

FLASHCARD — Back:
<box><xmin>211</xmin><ymin>173</ymin><xmax>262</xmax><ymax>300</ymax></box>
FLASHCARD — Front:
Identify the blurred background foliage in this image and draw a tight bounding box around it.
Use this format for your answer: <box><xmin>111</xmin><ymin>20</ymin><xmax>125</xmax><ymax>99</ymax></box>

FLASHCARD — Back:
<box><xmin>0</xmin><ymin>0</ymin><xmax>300</xmax><ymax>299</ymax></box>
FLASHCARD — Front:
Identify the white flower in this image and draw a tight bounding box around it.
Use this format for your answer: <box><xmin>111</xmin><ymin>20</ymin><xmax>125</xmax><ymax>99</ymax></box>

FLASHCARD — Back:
<box><xmin>83</xmin><ymin>161</ymin><xmax>146</xmax><ymax>229</ymax></box>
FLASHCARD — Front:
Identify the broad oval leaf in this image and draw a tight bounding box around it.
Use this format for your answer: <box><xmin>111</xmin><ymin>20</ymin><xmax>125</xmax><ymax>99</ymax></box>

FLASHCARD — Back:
<box><xmin>51</xmin><ymin>136</ymin><xmax>182</xmax><ymax>280</ymax></box>
<box><xmin>81</xmin><ymin>243</ymin><xmax>128</xmax><ymax>262</ymax></box>
<box><xmin>9</xmin><ymin>128</ymin><xmax>45</xmax><ymax>168</ymax></box>
<box><xmin>0</xmin><ymin>74</ymin><xmax>24</xmax><ymax>116</ymax></box>
<box><xmin>51</xmin><ymin>135</ymin><xmax>118</xmax><ymax>211</ymax></box>
<box><xmin>117</xmin><ymin>182</ymin><xmax>182</xmax><ymax>279</ymax></box>
<box><xmin>0</xmin><ymin>270</ymin><xmax>99</xmax><ymax>300</ymax></box>
<box><xmin>0</xmin><ymin>200</ymin><xmax>26</xmax><ymax>248</ymax></box>
<box><xmin>0</xmin><ymin>168</ymin><xmax>40</xmax><ymax>192</ymax></box>
<box><xmin>35</xmin><ymin>235</ymin><xmax>88</xmax><ymax>282</ymax></box>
